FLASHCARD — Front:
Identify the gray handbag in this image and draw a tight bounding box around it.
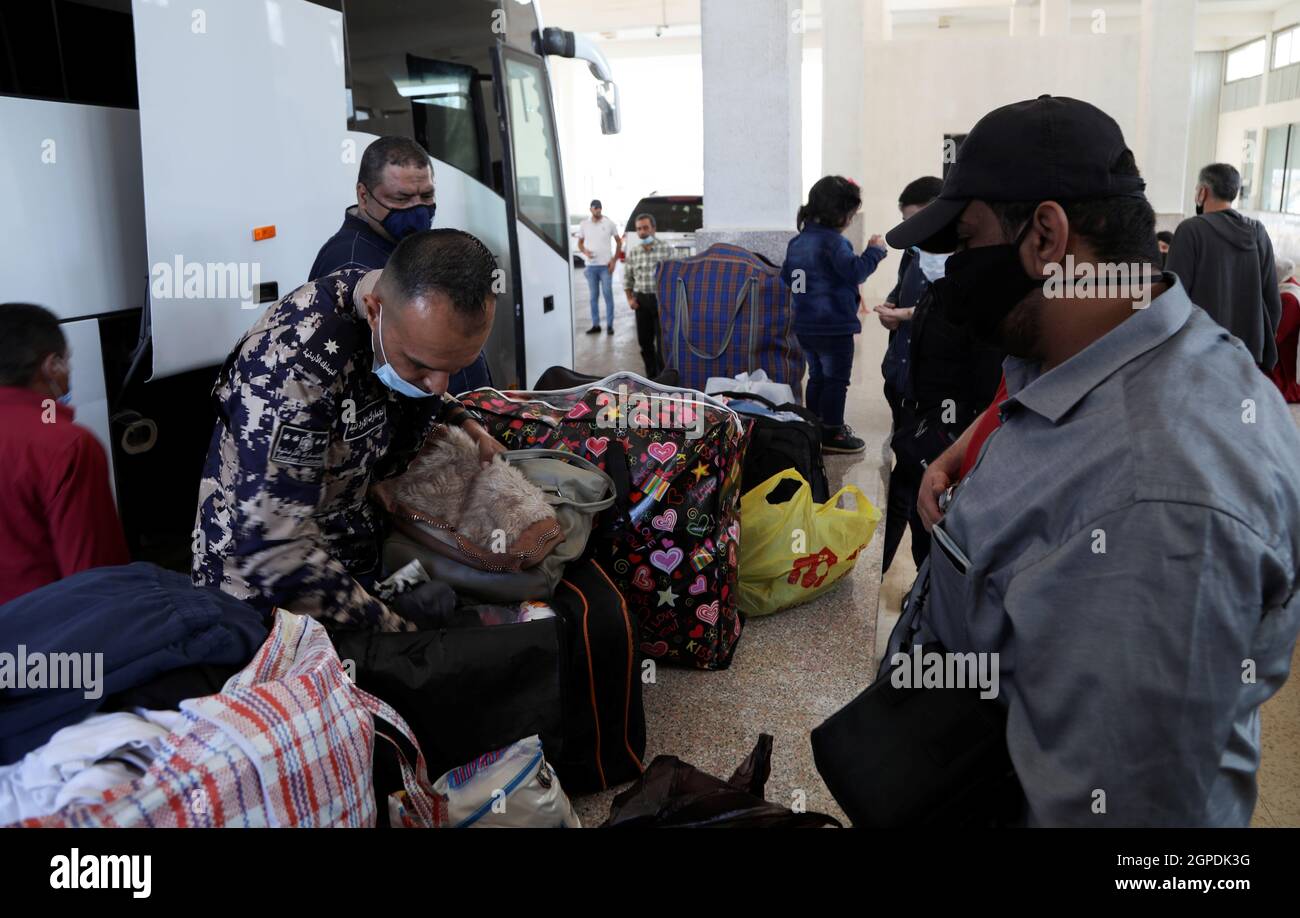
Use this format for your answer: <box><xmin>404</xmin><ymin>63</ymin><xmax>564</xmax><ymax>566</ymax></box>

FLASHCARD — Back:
<box><xmin>384</xmin><ymin>449</ymin><xmax>617</xmax><ymax>602</ymax></box>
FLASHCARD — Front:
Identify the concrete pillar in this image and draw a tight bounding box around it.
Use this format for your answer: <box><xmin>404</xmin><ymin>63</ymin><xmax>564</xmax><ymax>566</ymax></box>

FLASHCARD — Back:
<box><xmin>697</xmin><ymin>0</ymin><xmax>802</xmax><ymax>263</ymax></box>
<box><xmin>1134</xmin><ymin>0</ymin><xmax>1196</xmax><ymax>216</ymax></box>
<box><xmin>822</xmin><ymin>0</ymin><xmax>869</xmax><ymax>249</ymax></box>
<box><xmin>1009</xmin><ymin>4</ymin><xmax>1036</xmax><ymax>37</ymax></box>
<box><xmin>864</xmin><ymin>0</ymin><xmax>891</xmax><ymax>41</ymax></box>
<box><xmin>1039</xmin><ymin>0</ymin><xmax>1072</xmax><ymax>36</ymax></box>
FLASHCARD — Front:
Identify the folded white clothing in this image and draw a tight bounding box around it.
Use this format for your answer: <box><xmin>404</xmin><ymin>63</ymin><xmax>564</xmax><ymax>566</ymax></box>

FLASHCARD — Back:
<box><xmin>0</xmin><ymin>709</ymin><xmax>186</xmax><ymax>824</ymax></box>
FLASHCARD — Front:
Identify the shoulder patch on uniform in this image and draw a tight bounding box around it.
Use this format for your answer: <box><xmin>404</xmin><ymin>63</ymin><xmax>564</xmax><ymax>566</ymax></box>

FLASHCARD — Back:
<box><xmin>270</xmin><ymin>422</ymin><xmax>330</xmax><ymax>467</ymax></box>
<box><xmin>342</xmin><ymin>396</ymin><xmax>387</xmax><ymax>442</ymax></box>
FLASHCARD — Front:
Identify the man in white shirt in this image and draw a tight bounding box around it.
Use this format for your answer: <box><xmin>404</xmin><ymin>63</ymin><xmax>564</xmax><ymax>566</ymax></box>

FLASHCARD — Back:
<box><xmin>578</xmin><ymin>199</ymin><xmax>622</xmax><ymax>335</ymax></box>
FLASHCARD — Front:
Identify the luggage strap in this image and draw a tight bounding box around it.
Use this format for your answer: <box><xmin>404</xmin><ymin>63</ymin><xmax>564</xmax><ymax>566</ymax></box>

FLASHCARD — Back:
<box><xmin>671</xmin><ymin>274</ymin><xmax>758</xmax><ymax>366</ymax></box>
<box><xmin>351</xmin><ymin>684</ymin><xmax>446</xmax><ymax>828</ymax></box>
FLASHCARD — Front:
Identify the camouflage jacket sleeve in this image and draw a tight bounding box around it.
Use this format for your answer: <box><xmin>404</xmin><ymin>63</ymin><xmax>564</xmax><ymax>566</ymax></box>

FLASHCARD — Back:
<box><xmin>222</xmin><ymin>363</ymin><xmax>413</xmax><ymax>633</ymax></box>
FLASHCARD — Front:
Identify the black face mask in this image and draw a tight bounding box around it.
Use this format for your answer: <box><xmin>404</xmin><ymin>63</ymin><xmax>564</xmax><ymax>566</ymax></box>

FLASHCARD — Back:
<box><xmin>929</xmin><ymin>221</ymin><xmax>1042</xmax><ymax>344</ymax></box>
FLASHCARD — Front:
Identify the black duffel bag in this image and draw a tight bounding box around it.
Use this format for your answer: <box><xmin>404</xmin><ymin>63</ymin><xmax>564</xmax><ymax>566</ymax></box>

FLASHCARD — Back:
<box><xmin>330</xmin><ymin>617</ymin><xmax>566</xmax><ymax>785</ymax></box>
<box><xmin>810</xmin><ymin>567</ymin><xmax>1023</xmax><ymax>827</ymax></box>
<box><xmin>713</xmin><ymin>390</ymin><xmax>829</xmax><ymax>503</ymax></box>
<box><xmin>331</xmin><ymin>555</ymin><xmax>645</xmax><ymax>808</ymax></box>
<box><xmin>549</xmin><ymin>558</ymin><xmax>646</xmax><ymax>793</ymax></box>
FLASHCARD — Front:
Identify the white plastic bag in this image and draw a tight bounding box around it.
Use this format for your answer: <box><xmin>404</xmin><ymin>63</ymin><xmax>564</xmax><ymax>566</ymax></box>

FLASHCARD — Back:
<box><xmin>431</xmin><ymin>735</ymin><xmax>581</xmax><ymax>828</ymax></box>
<box><xmin>704</xmin><ymin>369</ymin><xmax>796</xmax><ymax>405</ymax></box>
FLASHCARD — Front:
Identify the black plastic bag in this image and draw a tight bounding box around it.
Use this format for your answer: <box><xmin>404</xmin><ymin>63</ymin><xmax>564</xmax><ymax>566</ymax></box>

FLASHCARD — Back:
<box><xmin>601</xmin><ymin>734</ymin><xmax>841</xmax><ymax>828</ymax></box>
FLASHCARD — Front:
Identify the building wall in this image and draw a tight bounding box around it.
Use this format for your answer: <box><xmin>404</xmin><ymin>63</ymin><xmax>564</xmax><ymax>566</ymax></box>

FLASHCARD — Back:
<box><xmin>856</xmin><ymin>32</ymin><xmax>1142</xmax><ymax>298</ymax></box>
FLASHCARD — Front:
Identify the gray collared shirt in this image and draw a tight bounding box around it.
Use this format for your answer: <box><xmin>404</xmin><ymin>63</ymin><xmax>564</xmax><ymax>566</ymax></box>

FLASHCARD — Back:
<box><xmin>890</xmin><ymin>277</ymin><xmax>1300</xmax><ymax>826</ymax></box>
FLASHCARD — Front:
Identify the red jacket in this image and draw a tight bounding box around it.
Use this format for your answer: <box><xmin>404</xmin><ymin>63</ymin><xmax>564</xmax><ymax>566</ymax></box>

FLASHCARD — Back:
<box><xmin>960</xmin><ymin>374</ymin><xmax>1008</xmax><ymax>480</ymax></box>
<box><xmin>1269</xmin><ymin>278</ymin><xmax>1300</xmax><ymax>403</ymax></box>
<box><xmin>0</xmin><ymin>387</ymin><xmax>130</xmax><ymax>604</ymax></box>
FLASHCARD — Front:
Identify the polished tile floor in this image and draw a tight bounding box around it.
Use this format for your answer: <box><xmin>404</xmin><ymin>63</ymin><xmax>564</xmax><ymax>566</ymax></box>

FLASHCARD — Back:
<box><xmin>563</xmin><ymin>267</ymin><xmax>1300</xmax><ymax>827</ymax></box>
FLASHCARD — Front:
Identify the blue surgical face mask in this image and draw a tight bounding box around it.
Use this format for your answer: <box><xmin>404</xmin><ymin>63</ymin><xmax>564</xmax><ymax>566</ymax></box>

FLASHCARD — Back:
<box><xmin>364</xmin><ymin>186</ymin><xmax>435</xmax><ymax>241</ymax></box>
<box><xmin>639</xmin><ymin>234</ymin><xmax>656</xmax><ymax>245</ymax></box>
<box><xmin>915</xmin><ymin>249</ymin><xmax>949</xmax><ymax>283</ymax></box>
<box><xmin>372</xmin><ymin>305</ymin><xmax>436</xmax><ymax>399</ymax></box>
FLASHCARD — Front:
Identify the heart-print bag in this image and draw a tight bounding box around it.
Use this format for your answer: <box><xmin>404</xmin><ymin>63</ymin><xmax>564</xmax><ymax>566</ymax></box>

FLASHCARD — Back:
<box><xmin>461</xmin><ymin>371</ymin><xmax>750</xmax><ymax>670</ymax></box>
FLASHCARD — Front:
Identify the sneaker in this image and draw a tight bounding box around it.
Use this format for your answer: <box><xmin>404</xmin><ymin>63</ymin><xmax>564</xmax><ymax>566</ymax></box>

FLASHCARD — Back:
<box><xmin>606</xmin><ymin>326</ymin><xmax>615</xmax><ymax>335</ymax></box>
<box><xmin>585</xmin><ymin>326</ymin><xmax>602</xmax><ymax>335</ymax></box>
<box><xmin>822</xmin><ymin>424</ymin><xmax>866</xmax><ymax>454</ymax></box>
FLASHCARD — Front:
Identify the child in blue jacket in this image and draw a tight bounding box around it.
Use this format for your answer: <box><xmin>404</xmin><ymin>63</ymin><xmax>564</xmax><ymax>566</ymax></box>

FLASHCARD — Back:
<box><xmin>780</xmin><ymin>175</ymin><xmax>888</xmax><ymax>453</ymax></box>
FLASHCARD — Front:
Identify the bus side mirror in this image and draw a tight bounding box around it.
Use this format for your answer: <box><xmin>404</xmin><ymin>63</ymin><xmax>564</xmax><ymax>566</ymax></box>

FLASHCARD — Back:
<box><xmin>597</xmin><ymin>80</ymin><xmax>620</xmax><ymax>135</ymax></box>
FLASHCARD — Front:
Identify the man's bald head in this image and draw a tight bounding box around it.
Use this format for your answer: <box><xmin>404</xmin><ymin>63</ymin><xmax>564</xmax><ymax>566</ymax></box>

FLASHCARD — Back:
<box><xmin>363</xmin><ymin>229</ymin><xmax>497</xmax><ymax>397</ymax></box>
<box><xmin>376</xmin><ymin>228</ymin><xmax>497</xmax><ymax>332</ymax></box>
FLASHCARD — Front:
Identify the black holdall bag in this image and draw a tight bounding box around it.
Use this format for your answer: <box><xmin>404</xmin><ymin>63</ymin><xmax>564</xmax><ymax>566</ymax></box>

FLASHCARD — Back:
<box><xmin>810</xmin><ymin>562</ymin><xmax>1024</xmax><ymax>827</ymax></box>
<box><xmin>548</xmin><ymin>558</ymin><xmax>646</xmax><ymax>793</ymax></box>
<box><xmin>330</xmin><ymin>618</ymin><xmax>566</xmax><ymax>785</ymax></box>
<box><xmin>712</xmin><ymin>390</ymin><xmax>830</xmax><ymax>503</ymax></box>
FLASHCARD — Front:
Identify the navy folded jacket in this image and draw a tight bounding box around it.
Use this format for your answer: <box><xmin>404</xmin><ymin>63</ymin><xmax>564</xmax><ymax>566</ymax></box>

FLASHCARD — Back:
<box><xmin>0</xmin><ymin>563</ymin><xmax>268</xmax><ymax>765</ymax></box>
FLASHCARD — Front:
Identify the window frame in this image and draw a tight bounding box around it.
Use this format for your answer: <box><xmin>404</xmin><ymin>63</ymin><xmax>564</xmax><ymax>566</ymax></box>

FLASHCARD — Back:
<box><xmin>1274</xmin><ymin>24</ymin><xmax>1300</xmax><ymax>70</ymax></box>
<box><xmin>1225</xmin><ymin>36</ymin><xmax>1268</xmax><ymax>84</ymax></box>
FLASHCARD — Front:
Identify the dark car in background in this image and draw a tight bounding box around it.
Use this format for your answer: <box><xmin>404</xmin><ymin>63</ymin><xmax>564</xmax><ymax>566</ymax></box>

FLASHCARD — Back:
<box><xmin>624</xmin><ymin>195</ymin><xmax>703</xmax><ymax>260</ymax></box>
<box><xmin>570</xmin><ymin>194</ymin><xmax>703</xmax><ymax>267</ymax></box>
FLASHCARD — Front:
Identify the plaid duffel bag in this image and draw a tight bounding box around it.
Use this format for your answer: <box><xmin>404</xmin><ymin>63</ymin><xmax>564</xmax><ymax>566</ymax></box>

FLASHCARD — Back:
<box><xmin>656</xmin><ymin>243</ymin><xmax>804</xmax><ymax>401</ymax></box>
<box><xmin>16</xmin><ymin>611</ymin><xmax>444</xmax><ymax>828</ymax></box>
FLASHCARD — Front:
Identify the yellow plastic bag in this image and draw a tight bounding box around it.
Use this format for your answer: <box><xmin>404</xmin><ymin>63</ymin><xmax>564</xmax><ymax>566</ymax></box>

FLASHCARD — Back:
<box><xmin>738</xmin><ymin>468</ymin><xmax>881</xmax><ymax>617</ymax></box>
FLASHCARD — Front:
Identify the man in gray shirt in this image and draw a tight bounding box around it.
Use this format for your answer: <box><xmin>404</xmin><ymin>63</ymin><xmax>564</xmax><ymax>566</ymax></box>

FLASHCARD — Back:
<box><xmin>885</xmin><ymin>96</ymin><xmax>1300</xmax><ymax>827</ymax></box>
<box><xmin>1166</xmin><ymin>163</ymin><xmax>1283</xmax><ymax>371</ymax></box>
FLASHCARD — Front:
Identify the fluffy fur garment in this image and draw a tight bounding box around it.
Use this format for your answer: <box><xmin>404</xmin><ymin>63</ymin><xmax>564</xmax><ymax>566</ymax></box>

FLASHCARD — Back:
<box><xmin>394</xmin><ymin>425</ymin><xmax>554</xmax><ymax>546</ymax></box>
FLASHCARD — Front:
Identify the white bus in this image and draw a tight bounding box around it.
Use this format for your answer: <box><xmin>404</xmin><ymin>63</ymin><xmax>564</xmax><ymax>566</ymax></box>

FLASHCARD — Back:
<box><xmin>0</xmin><ymin>0</ymin><xmax>619</xmax><ymax>563</ymax></box>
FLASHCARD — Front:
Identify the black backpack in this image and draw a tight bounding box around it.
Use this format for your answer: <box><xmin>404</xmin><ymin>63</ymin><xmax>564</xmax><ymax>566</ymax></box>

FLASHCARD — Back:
<box><xmin>549</xmin><ymin>558</ymin><xmax>647</xmax><ymax>792</ymax></box>
<box><xmin>715</xmin><ymin>391</ymin><xmax>830</xmax><ymax>503</ymax></box>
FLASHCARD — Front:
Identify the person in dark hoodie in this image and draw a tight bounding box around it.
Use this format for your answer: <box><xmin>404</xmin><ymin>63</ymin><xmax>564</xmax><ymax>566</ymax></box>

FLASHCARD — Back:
<box><xmin>877</xmin><ymin>176</ymin><xmax>946</xmax><ymax>423</ymax></box>
<box><xmin>1166</xmin><ymin>163</ymin><xmax>1283</xmax><ymax>370</ymax></box>
<box><xmin>780</xmin><ymin>176</ymin><xmax>888</xmax><ymax>454</ymax></box>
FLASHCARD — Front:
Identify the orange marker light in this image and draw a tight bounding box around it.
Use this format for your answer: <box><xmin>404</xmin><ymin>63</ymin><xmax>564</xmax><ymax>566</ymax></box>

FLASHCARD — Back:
<box><xmin>252</xmin><ymin>225</ymin><xmax>277</xmax><ymax>241</ymax></box>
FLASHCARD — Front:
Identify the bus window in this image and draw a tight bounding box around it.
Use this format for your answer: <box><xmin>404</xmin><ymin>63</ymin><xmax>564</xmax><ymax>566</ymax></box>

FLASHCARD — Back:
<box><xmin>503</xmin><ymin>52</ymin><xmax>566</xmax><ymax>251</ymax></box>
<box><xmin>405</xmin><ymin>55</ymin><xmax>488</xmax><ymax>182</ymax></box>
<box><xmin>0</xmin><ymin>0</ymin><xmax>137</xmax><ymax>108</ymax></box>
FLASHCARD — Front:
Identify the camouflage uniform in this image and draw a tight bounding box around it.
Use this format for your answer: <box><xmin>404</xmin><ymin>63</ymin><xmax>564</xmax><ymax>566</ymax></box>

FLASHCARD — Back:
<box><xmin>192</xmin><ymin>268</ymin><xmax>471</xmax><ymax>630</ymax></box>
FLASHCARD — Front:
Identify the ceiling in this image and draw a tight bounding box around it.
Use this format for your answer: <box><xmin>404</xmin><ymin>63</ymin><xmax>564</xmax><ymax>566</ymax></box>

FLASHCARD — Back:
<box><xmin>540</xmin><ymin>0</ymin><xmax>1297</xmax><ymax>39</ymax></box>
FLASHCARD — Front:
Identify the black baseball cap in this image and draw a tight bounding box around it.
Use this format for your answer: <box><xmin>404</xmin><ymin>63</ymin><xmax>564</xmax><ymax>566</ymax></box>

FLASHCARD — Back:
<box><xmin>887</xmin><ymin>95</ymin><xmax>1147</xmax><ymax>253</ymax></box>
<box><xmin>590</xmin><ymin>198</ymin><xmax>602</xmax><ymax>208</ymax></box>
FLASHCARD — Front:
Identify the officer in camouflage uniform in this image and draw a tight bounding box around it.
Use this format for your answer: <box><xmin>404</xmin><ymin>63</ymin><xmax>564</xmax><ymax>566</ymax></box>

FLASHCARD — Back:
<box><xmin>193</xmin><ymin>229</ymin><xmax>503</xmax><ymax>631</ymax></box>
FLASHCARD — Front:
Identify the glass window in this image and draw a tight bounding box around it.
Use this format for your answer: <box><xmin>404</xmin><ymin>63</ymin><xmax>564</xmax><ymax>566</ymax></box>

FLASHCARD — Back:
<box><xmin>1226</xmin><ymin>38</ymin><xmax>1266</xmax><ymax>82</ymax></box>
<box><xmin>404</xmin><ymin>56</ymin><xmax>484</xmax><ymax>182</ymax></box>
<box><xmin>1276</xmin><ymin>29</ymin><xmax>1292</xmax><ymax>69</ymax></box>
<box><xmin>0</xmin><ymin>0</ymin><xmax>137</xmax><ymax>107</ymax></box>
<box><xmin>1261</xmin><ymin>125</ymin><xmax>1291</xmax><ymax>213</ymax></box>
<box><xmin>1275</xmin><ymin>26</ymin><xmax>1300</xmax><ymax>68</ymax></box>
<box><xmin>1241</xmin><ymin>129</ymin><xmax>1257</xmax><ymax>210</ymax></box>
<box><xmin>503</xmin><ymin>53</ymin><xmax>566</xmax><ymax>251</ymax></box>
<box><xmin>1283</xmin><ymin>128</ymin><xmax>1300</xmax><ymax>214</ymax></box>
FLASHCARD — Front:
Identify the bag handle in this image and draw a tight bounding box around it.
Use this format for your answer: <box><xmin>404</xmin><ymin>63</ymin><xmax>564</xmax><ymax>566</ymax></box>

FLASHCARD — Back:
<box><xmin>351</xmin><ymin>685</ymin><xmax>443</xmax><ymax>828</ymax></box>
<box><xmin>501</xmin><ymin>448</ymin><xmax>618</xmax><ymax>513</ymax></box>
<box><xmin>747</xmin><ymin>468</ymin><xmax>810</xmax><ymax>505</ymax></box>
<box><xmin>820</xmin><ymin>483</ymin><xmax>871</xmax><ymax>514</ymax></box>
<box><xmin>673</xmin><ymin>274</ymin><xmax>755</xmax><ymax>362</ymax></box>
